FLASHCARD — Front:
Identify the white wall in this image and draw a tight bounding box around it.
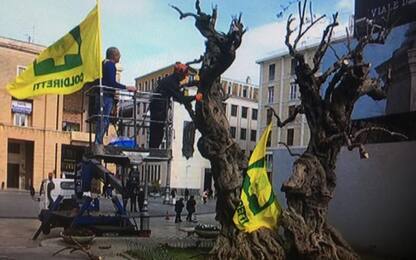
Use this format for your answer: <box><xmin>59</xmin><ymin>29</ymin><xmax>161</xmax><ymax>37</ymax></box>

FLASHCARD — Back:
<box><xmin>169</xmin><ymin>91</ymin><xmax>211</xmax><ymax>193</ymax></box>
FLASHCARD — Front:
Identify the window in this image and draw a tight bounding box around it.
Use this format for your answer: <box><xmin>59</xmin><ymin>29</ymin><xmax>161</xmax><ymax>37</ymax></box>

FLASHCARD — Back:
<box><xmin>242</xmin><ymin>87</ymin><xmax>248</xmax><ymax>98</ymax></box>
<box><xmin>290</xmin><ymin>82</ymin><xmax>298</xmax><ymax>100</ymax></box>
<box><xmin>11</xmin><ymin>99</ymin><xmax>32</xmax><ymax>127</ymax></box>
<box><xmin>268</xmin><ymin>63</ymin><xmax>275</xmax><ymax>81</ymax></box>
<box><xmin>287</xmin><ymin>128</ymin><xmax>294</xmax><ymax>146</ymax></box>
<box><xmin>62</xmin><ymin>121</ymin><xmax>80</xmax><ymax>132</ymax></box>
<box><xmin>266</xmin><ymin>132</ymin><xmax>272</xmax><ymax>147</ymax></box>
<box><xmin>290</xmin><ymin>59</ymin><xmax>296</xmax><ymax>75</ymax></box>
<box><xmin>230</xmin><ymin>127</ymin><xmax>236</xmax><ymax>138</ymax></box>
<box><xmin>13</xmin><ymin>113</ymin><xmax>29</xmax><ymax>127</ymax></box>
<box><xmin>288</xmin><ymin>105</ymin><xmax>296</xmax><ymax>118</ymax></box>
<box><xmin>222</xmin><ymin>103</ymin><xmax>227</xmax><ymax>113</ymax></box>
<box><xmin>252</xmin><ymin>109</ymin><xmax>258</xmax><ymax>120</ymax></box>
<box><xmin>250</xmin><ymin>130</ymin><xmax>257</xmax><ymax>142</ymax></box>
<box><xmin>268</xmin><ymin>86</ymin><xmax>274</xmax><ymax>103</ymax></box>
<box><xmin>142</xmin><ymin>103</ymin><xmax>147</xmax><ymax>113</ymax></box>
<box><xmin>241</xmin><ymin>107</ymin><xmax>248</xmax><ymax>118</ymax></box>
<box><xmin>240</xmin><ymin>128</ymin><xmax>247</xmax><ymax>140</ymax></box>
<box><xmin>151</xmin><ymin>79</ymin><xmax>155</xmax><ymax>88</ymax></box>
<box><xmin>231</xmin><ymin>105</ymin><xmax>238</xmax><ymax>117</ymax></box>
<box><xmin>227</xmin><ymin>85</ymin><xmax>232</xmax><ymax>94</ymax></box>
<box><xmin>138</xmin><ymin>83</ymin><xmax>142</xmax><ymax>91</ymax></box>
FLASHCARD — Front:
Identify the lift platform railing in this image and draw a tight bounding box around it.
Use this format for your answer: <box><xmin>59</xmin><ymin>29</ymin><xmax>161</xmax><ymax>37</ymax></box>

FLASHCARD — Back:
<box><xmin>84</xmin><ymin>85</ymin><xmax>173</xmax><ymax>156</ymax></box>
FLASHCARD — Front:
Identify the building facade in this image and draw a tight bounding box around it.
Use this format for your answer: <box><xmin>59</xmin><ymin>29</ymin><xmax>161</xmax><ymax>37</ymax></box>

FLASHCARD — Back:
<box><xmin>134</xmin><ymin>66</ymin><xmax>259</xmax><ymax>194</ymax></box>
<box><xmin>256</xmin><ymin>46</ymin><xmax>317</xmax><ymax>150</ymax></box>
<box><xmin>0</xmin><ymin>36</ymin><xmax>118</xmax><ymax>191</ymax></box>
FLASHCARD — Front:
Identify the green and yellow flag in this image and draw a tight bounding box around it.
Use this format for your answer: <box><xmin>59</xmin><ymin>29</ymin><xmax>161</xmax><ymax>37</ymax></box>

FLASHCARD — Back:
<box><xmin>6</xmin><ymin>4</ymin><xmax>102</xmax><ymax>99</ymax></box>
<box><xmin>233</xmin><ymin>124</ymin><xmax>281</xmax><ymax>232</ymax></box>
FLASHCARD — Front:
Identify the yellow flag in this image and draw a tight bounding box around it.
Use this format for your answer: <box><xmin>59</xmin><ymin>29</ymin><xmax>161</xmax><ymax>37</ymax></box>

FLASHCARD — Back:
<box><xmin>233</xmin><ymin>123</ymin><xmax>281</xmax><ymax>232</ymax></box>
<box><xmin>6</xmin><ymin>5</ymin><xmax>102</xmax><ymax>99</ymax></box>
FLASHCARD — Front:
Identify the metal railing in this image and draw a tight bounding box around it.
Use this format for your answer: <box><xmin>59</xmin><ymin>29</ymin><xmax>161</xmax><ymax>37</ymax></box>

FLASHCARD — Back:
<box><xmin>84</xmin><ymin>85</ymin><xmax>173</xmax><ymax>155</ymax></box>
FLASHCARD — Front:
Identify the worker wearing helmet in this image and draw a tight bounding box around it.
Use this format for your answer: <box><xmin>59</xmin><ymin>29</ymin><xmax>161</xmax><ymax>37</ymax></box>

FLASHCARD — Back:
<box><xmin>149</xmin><ymin>62</ymin><xmax>198</xmax><ymax>149</ymax></box>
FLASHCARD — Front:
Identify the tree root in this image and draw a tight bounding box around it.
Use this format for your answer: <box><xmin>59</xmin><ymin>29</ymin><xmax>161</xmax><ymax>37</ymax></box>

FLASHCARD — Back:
<box><xmin>282</xmin><ymin>208</ymin><xmax>358</xmax><ymax>260</ymax></box>
<box><xmin>210</xmin><ymin>228</ymin><xmax>285</xmax><ymax>260</ymax></box>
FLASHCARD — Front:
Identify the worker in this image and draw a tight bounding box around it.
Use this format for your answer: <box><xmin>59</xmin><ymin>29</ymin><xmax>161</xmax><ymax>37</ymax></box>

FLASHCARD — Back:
<box><xmin>149</xmin><ymin>62</ymin><xmax>199</xmax><ymax>149</ymax></box>
<box><xmin>93</xmin><ymin>47</ymin><xmax>136</xmax><ymax>154</ymax></box>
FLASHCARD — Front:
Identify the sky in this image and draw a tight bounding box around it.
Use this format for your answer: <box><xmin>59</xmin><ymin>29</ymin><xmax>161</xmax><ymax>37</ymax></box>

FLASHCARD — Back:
<box><xmin>0</xmin><ymin>0</ymin><xmax>354</xmax><ymax>85</ymax></box>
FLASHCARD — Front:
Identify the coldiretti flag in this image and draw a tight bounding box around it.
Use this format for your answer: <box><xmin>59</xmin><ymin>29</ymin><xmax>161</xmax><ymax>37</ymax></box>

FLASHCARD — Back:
<box><xmin>233</xmin><ymin>123</ymin><xmax>281</xmax><ymax>232</ymax></box>
<box><xmin>6</xmin><ymin>5</ymin><xmax>102</xmax><ymax>99</ymax></box>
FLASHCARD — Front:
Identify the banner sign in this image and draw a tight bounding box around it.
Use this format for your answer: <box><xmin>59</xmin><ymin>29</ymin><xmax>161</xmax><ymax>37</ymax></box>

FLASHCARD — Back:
<box><xmin>11</xmin><ymin>100</ymin><xmax>32</xmax><ymax>114</ymax></box>
<box><xmin>355</xmin><ymin>0</ymin><xmax>416</xmax><ymax>30</ymax></box>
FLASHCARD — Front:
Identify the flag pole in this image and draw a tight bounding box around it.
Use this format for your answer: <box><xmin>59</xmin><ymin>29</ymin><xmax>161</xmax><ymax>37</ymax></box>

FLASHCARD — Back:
<box><xmin>97</xmin><ymin>0</ymin><xmax>103</xmax><ymax>147</ymax></box>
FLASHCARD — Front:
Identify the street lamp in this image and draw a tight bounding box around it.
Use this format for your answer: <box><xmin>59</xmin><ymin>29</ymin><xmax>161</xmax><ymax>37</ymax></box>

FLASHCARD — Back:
<box><xmin>185</xmin><ymin>164</ymin><xmax>191</xmax><ymax>191</ymax></box>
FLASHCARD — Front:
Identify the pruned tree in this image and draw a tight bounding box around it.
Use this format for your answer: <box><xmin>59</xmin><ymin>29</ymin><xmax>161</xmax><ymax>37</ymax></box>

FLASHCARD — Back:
<box><xmin>171</xmin><ymin>1</ymin><xmax>285</xmax><ymax>259</ymax></box>
<box><xmin>274</xmin><ymin>0</ymin><xmax>407</xmax><ymax>259</ymax></box>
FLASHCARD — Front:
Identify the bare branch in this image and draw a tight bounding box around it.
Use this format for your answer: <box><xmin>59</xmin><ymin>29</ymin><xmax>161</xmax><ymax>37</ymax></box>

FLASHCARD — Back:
<box><xmin>294</xmin><ymin>14</ymin><xmax>326</xmax><ymax>50</ymax></box>
<box><xmin>186</xmin><ymin>56</ymin><xmax>204</xmax><ymax>66</ymax></box>
<box><xmin>329</xmin><ymin>44</ymin><xmax>341</xmax><ymax>60</ymax></box>
<box><xmin>285</xmin><ymin>14</ymin><xmax>297</xmax><ymax>56</ymax></box>
<box><xmin>170</xmin><ymin>4</ymin><xmax>198</xmax><ymax>20</ymax></box>
<box><xmin>210</xmin><ymin>5</ymin><xmax>218</xmax><ymax>29</ymax></box>
<box><xmin>278</xmin><ymin>142</ymin><xmax>302</xmax><ymax>157</ymax></box>
<box><xmin>345</xmin><ymin>27</ymin><xmax>352</xmax><ymax>53</ymax></box>
<box><xmin>323</xmin><ymin>64</ymin><xmax>348</xmax><ymax>102</ymax></box>
<box><xmin>326</xmin><ymin>126</ymin><xmax>407</xmax><ymax>159</ymax></box>
<box><xmin>312</xmin><ymin>13</ymin><xmax>339</xmax><ymax>74</ymax></box>
<box><xmin>195</xmin><ymin>0</ymin><xmax>202</xmax><ymax>15</ymax></box>
<box><xmin>266</xmin><ymin>105</ymin><xmax>304</xmax><ymax>128</ymax></box>
<box><xmin>309</xmin><ymin>1</ymin><xmax>313</xmax><ymax>23</ymax></box>
<box><xmin>352</xmin><ymin>126</ymin><xmax>408</xmax><ymax>141</ymax></box>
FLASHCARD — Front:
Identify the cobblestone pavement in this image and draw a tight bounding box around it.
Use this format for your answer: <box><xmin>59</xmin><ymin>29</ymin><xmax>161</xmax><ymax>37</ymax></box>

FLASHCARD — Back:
<box><xmin>0</xmin><ymin>214</ymin><xmax>218</xmax><ymax>259</ymax></box>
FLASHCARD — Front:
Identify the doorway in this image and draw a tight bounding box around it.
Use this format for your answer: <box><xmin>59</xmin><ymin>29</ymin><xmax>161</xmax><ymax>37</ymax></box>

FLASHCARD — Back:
<box><xmin>7</xmin><ymin>139</ymin><xmax>34</xmax><ymax>189</ymax></box>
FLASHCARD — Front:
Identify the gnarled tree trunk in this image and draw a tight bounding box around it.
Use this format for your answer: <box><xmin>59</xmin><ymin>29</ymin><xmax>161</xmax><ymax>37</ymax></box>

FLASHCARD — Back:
<box><xmin>276</xmin><ymin>1</ymin><xmax>404</xmax><ymax>259</ymax></box>
<box><xmin>172</xmin><ymin>1</ymin><xmax>285</xmax><ymax>259</ymax></box>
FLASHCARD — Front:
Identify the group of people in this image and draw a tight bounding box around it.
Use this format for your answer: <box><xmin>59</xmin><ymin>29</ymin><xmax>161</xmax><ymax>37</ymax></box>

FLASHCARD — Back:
<box><xmin>174</xmin><ymin>194</ymin><xmax>197</xmax><ymax>223</ymax></box>
<box><xmin>92</xmin><ymin>46</ymin><xmax>199</xmax><ymax>154</ymax></box>
<box><xmin>127</xmin><ymin>178</ymin><xmax>145</xmax><ymax>213</ymax></box>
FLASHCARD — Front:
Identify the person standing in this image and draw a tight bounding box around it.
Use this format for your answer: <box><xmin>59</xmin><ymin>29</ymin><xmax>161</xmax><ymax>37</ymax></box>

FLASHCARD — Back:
<box><xmin>128</xmin><ymin>177</ymin><xmax>138</xmax><ymax>213</ymax></box>
<box><xmin>46</xmin><ymin>172</ymin><xmax>55</xmax><ymax>208</ymax></box>
<box><xmin>93</xmin><ymin>47</ymin><xmax>136</xmax><ymax>154</ymax></box>
<box><xmin>184</xmin><ymin>188</ymin><xmax>189</xmax><ymax>201</ymax></box>
<box><xmin>171</xmin><ymin>188</ymin><xmax>177</xmax><ymax>204</ymax></box>
<box><xmin>174</xmin><ymin>198</ymin><xmax>184</xmax><ymax>223</ymax></box>
<box><xmin>186</xmin><ymin>195</ymin><xmax>196</xmax><ymax>222</ymax></box>
<box><xmin>202</xmin><ymin>190</ymin><xmax>208</xmax><ymax>204</ymax></box>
